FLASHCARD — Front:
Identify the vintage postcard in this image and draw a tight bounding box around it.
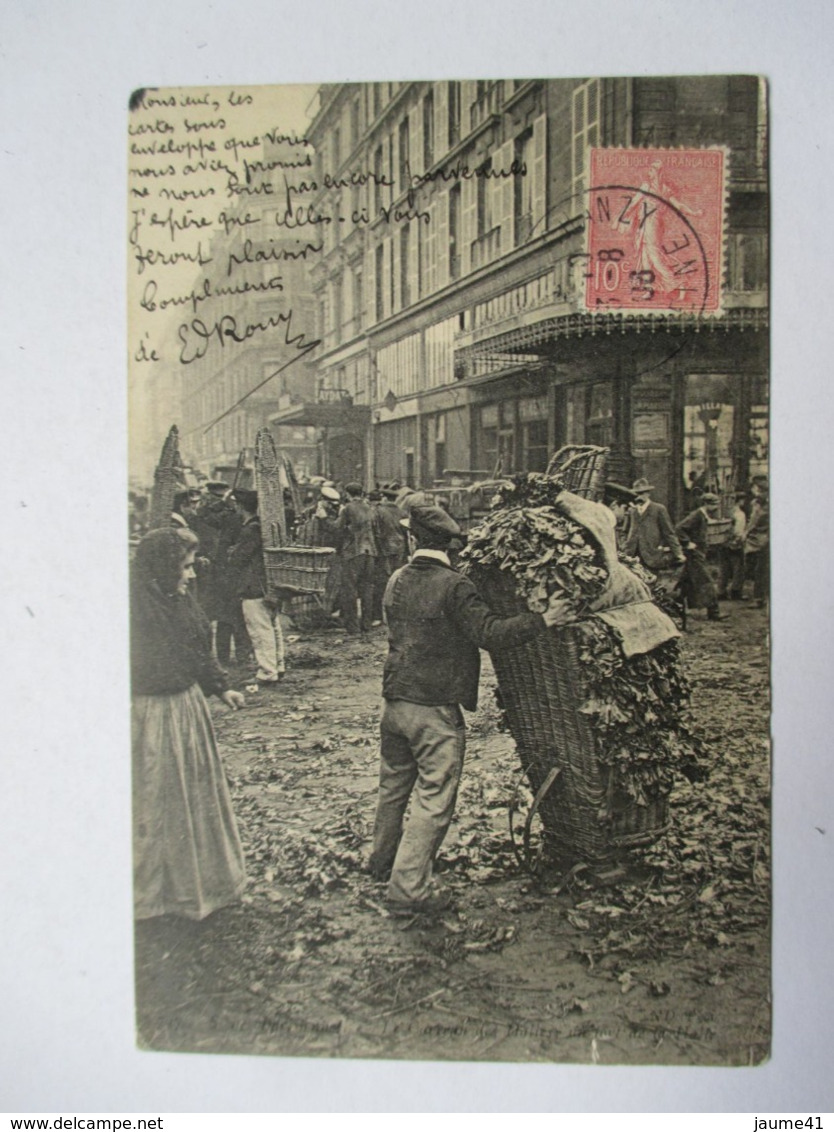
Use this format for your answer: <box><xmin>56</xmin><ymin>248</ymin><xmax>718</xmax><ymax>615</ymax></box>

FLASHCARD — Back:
<box><xmin>127</xmin><ymin>76</ymin><xmax>769</xmax><ymax>1064</ymax></box>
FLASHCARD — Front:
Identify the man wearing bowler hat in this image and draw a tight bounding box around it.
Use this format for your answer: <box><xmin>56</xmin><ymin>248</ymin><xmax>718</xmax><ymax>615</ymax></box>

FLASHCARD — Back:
<box><xmin>622</xmin><ymin>477</ymin><xmax>686</xmax><ymax>571</ymax></box>
<box><xmin>368</xmin><ymin>504</ymin><xmax>573</xmax><ymax>915</ymax></box>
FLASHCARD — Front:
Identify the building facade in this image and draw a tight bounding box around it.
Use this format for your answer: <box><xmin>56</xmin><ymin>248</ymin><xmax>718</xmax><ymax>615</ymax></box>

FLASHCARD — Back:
<box><xmin>175</xmin><ymin>135</ymin><xmax>321</xmax><ymax>481</ymax></box>
<box><xmin>291</xmin><ymin>76</ymin><xmax>767</xmax><ymax>514</ymax></box>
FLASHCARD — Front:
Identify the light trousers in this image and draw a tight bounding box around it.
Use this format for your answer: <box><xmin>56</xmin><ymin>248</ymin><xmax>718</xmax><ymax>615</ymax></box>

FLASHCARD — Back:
<box><xmin>370</xmin><ymin>698</ymin><xmax>465</xmax><ymax>903</ymax></box>
<box><xmin>241</xmin><ymin>598</ymin><xmax>285</xmax><ymax>681</ymax></box>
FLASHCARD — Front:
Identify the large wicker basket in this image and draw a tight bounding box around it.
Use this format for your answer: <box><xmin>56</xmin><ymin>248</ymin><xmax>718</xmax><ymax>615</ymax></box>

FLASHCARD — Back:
<box><xmin>471</xmin><ymin>445</ymin><xmax>670</xmax><ymax>865</ymax></box>
<box><xmin>478</xmin><ymin>567</ymin><xmax>670</xmax><ymax>863</ymax></box>
<box><xmin>546</xmin><ymin>444</ymin><xmax>610</xmax><ymax>501</ymax></box>
<box><xmin>264</xmin><ymin>546</ymin><xmax>336</xmax><ymax>597</ymax></box>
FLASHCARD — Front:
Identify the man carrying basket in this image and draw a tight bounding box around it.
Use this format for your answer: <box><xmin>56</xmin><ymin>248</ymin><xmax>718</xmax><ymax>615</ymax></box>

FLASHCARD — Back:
<box><xmin>368</xmin><ymin>504</ymin><xmax>572</xmax><ymax>915</ymax></box>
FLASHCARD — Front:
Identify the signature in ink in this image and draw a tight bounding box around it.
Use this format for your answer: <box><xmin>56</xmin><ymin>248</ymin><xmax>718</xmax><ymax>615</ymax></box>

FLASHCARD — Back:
<box><xmin>177</xmin><ymin>306</ymin><xmax>320</xmax><ymax>365</ymax></box>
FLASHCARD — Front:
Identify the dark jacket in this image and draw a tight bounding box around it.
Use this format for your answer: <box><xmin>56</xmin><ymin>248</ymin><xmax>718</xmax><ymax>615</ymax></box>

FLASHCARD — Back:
<box><xmin>744</xmin><ymin>499</ymin><xmax>769</xmax><ymax>553</ymax></box>
<box><xmin>374</xmin><ymin>499</ymin><xmax>407</xmax><ymax>558</ymax></box>
<box><xmin>336</xmin><ymin>498</ymin><xmax>379</xmax><ymax>559</ymax></box>
<box><xmin>676</xmin><ymin>508</ymin><xmax>717</xmax><ymax>609</ymax></box>
<box><xmin>623</xmin><ymin>500</ymin><xmax>684</xmax><ymax>569</ymax></box>
<box><xmin>131</xmin><ymin>579</ymin><xmax>228</xmax><ymax>698</ymax></box>
<box><xmin>382</xmin><ymin>556</ymin><xmax>546</xmax><ymax>712</ymax></box>
<box><xmin>227</xmin><ymin>515</ymin><xmax>267</xmax><ymax>600</ymax></box>
<box><xmin>675</xmin><ymin>507</ymin><xmax>710</xmax><ymax>555</ymax></box>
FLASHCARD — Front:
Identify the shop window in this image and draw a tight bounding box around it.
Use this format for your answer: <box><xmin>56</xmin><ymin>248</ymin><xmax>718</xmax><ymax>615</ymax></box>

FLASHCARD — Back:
<box><xmin>565</xmin><ymin>385</ymin><xmax>586</xmax><ymax>444</ymax></box>
<box><xmin>586</xmin><ymin>382</ymin><xmax>614</xmax><ymax>447</ymax></box>
<box><xmin>682</xmin><ymin>373</ymin><xmax>738</xmax><ymax>495</ymax></box>
<box><xmin>479</xmin><ymin>404</ymin><xmax>499</xmax><ymax>473</ymax></box>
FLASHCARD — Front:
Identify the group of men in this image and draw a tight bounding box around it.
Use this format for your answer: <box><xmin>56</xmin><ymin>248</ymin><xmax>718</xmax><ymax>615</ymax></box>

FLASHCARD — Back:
<box><xmin>605</xmin><ymin>475</ymin><xmax>770</xmax><ymax>620</ymax></box>
<box><xmin>171</xmin><ymin>482</ymin><xmax>286</xmax><ymax>684</ymax></box>
<box><xmin>299</xmin><ymin>480</ymin><xmax>412</xmax><ymax>634</ymax></box>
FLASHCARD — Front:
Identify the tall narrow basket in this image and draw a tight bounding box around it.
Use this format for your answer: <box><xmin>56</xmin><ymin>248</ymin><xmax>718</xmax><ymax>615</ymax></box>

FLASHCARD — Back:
<box><xmin>477</xmin><ymin>567</ymin><xmax>669</xmax><ymax>863</ymax></box>
<box><xmin>149</xmin><ymin>425</ymin><xmax>184</xmax><ymax>530</ymax></box>
<box><xmin>254</xmin><ymin>428</ymin><xmax>287</xmax><ymax>548</ymax></box>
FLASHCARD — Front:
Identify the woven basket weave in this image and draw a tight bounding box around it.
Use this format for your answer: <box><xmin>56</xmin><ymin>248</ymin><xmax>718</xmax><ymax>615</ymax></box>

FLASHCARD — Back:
<box><xmin>149</xmin><ymin>425</ymin><xmax>183</xmax><ymax>530</ymax></box>
<box><xmin>254</xmin><ymin>428</ymin><xmax>287</xmax><ymax>548</ymax></box>
<box><xmin>470</xmin><ymin>446</ymin><xmax>669</xmax><ymax>864</ymax></box>
<box><xmin>264</xmin><ymin>546</ymin><xmax>335</xmax><ymax>595</ymax></box>
<box><xmin>546</xmin><ymin>444</ymin><xmax>610</xmax><ymax>502</ymax></box>
<box><xmin>477</xmin><ymin>567</ymin><xmax>669</xmax><ymax>862</ymax></box>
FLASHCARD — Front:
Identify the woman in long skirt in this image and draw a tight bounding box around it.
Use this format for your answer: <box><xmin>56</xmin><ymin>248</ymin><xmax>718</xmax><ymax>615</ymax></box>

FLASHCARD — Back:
<box><xmin>131</xmin><ymin>528</ymin><xmax>246</xmax><ymax>920</ymax></box>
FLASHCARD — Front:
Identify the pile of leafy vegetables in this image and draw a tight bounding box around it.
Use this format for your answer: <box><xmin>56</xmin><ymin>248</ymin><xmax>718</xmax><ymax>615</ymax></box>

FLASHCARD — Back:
<box><xmin>462</xmin><ymin>474</ymin><xmax>609</xmax><ymax>614</ymax></box>
<box><xmin>462</xmin><ymin>474</ymin><xmax>703</xmax><ymax>804</ymax></box>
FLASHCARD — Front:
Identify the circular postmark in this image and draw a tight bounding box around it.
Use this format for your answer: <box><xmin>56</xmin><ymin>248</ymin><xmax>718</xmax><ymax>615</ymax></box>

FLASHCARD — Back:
<box><xmin>581</xmin><ymin>181</ymin><xmax>713</xmax><ymax>315</ymax></box>
<box><xmin>531</xmin><ymin>148</ymin><xmax>726</xmax><ymax>318</ymax></box>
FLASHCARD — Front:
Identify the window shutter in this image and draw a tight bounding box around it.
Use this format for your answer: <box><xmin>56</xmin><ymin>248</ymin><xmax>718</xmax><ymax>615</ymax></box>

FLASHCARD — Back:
<box><xmin>532</xmin><ymin>113</ymin><xmax>548</xmax><ymax>234</ymax></box>
<box><xmin>461</xmin><ymin>173</ymin><xmax>477</xmax><ymax>274</ymax></box>
<box><xmin>426</xmin><ymin>200</ymin><xmax>438</xmax><ymax>293</ymax></box>
<box><xmin>435</xmin><ymin>81</ymin><xmax>448</xmax><ymax>157</ymax></box>
<box><xmin>390</xmin><ymin>230</ymin><xmax>400</xmax><ymax>311</ymax></box>
<box><xmin>412</xmin><ymin>102</ymin><xmax>423</xmax><ymax>183</ymax></box>
<box><xmin>461</xmin><ymin>81</ymin><xmax>477</xmax><ymax>132</ymax></box>
<box><xmin>409</xmin><ymin>217</ymin><xmax>419</xmax><ymax>301</ymax></box>
<box><xmin>365</xmin><ymin>240</ymin><xmax>376</xmax><ymax>327</ymax></box>
<box><xmin>496</xmin><ymin>139</ymin><xmax>514</xmax><ymax>255</ymax></box>
<box><xmin>436</xmin><ymin>192</ymin><xmax>449</xmax><ymax>289</ymax></box>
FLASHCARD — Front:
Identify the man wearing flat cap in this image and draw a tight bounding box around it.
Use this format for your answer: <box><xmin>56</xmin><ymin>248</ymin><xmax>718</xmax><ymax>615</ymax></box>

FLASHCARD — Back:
<box><xmin>370</xmin><ymin>485</ymin><xmax>408</xmax><ymax>623</ymax></box>
<box><xmin>335</xmin><ymin>482</ymin><xmax>379</xmax><ymax>634</ymax></box>
<box><xmin>368</xmin><ymin>504</ymin><xmax>571</xmax><ymax>914</ymax></box>
<box><xmin>676</xmin><ymin>492</ymin><xmax>728</xmax><ymax>622</ymax></box>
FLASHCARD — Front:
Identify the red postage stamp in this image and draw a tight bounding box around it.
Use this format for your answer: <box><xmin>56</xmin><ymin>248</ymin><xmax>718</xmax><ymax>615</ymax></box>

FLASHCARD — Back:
<box><xmin>583</xmin><ymin>147</ymin><xmax>726</xmax><ymax>315</ymax></box>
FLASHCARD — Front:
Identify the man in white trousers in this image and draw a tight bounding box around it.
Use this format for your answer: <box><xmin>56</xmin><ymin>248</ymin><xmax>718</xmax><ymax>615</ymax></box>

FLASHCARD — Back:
<box><xmin>227</xmin><ymin>489</ymin><xmax>285</xmax><ymax>684</ymax></box>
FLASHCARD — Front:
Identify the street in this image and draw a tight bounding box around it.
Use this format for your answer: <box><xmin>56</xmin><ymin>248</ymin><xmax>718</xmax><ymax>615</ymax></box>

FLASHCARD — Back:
<box><xmin>135</xmin><ymin>601</ymin><xmax>770</xmax><ymax>1065</ymax></box>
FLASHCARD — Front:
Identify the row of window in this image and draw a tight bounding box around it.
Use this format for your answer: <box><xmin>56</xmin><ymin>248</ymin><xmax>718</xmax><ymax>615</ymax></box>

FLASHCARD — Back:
<box><xmin>319</xmin><ymin>80</ymin><xmax>526</xmax><ymax>181</ymax></box>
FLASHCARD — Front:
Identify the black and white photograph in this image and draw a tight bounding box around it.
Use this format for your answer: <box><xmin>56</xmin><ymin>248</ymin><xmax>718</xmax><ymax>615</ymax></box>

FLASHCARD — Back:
<box><xmin>128</xmin><ymin>76</ymin><xmax>771</xmax><ymax>1065</ymax></box>
<box><xmin>4</xmin><ymin>0</ymin><xmax>834</xmax><ymax>1115</ymax></box>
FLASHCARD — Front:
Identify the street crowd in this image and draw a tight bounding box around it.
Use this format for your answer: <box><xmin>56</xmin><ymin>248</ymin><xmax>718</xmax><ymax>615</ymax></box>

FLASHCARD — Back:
<box><xmin>128</xmin><ymin>470</ymin><xmax>769</xmax><ymax>925</ymax></box>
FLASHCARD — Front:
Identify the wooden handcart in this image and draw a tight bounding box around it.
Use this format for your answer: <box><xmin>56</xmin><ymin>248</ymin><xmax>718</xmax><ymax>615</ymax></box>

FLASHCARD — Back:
<box><xmin>255</xmin><ymin>427</ymin><xmax>337</xmax><ymax>628</ymax></box>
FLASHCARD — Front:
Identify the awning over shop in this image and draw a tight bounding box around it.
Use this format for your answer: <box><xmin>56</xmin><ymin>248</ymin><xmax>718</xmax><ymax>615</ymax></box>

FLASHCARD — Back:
<box><xmin>456</xmin><ymin>307</ymin><xmax>769</xmax><ymax>368</ymax></box>
<box><xmin>269</xmin><ymin>401</ymin><xmax>372</xmax><ymax>431</ymax></box>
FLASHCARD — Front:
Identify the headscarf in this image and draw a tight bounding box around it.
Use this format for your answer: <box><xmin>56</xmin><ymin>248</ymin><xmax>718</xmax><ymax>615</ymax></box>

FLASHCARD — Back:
<box><xmin>130</xmin><ymin>529</ymin><xmax>222</xmax><ymax>695</ymax></box>
<box><xmin>133</xmin><ymin>528</ymin><xmax>194</xmax><ymax>596</ymax></box>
